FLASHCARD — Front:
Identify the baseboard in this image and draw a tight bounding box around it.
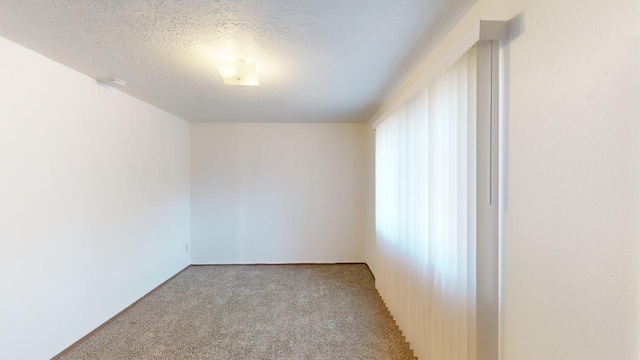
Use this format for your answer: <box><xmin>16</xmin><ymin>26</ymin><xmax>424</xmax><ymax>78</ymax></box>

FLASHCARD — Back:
<box><xmin>364</xmin><ymin>262</ymin><xmax>375</xmax><ymax>279</ymax></box>
<box><xmin>190</xmin><ymin>262</ymin><xmax>377</xmax><ymax>279</ymax></box>
<box><xmin>190</xmin><ymin>261</ymin><xmax>367</xmax><ymax>266</ymax></box>
<box><xmin>51</xmin><ymin>265</ymin><xmax>191</xmax><ymax>360</ymax></box>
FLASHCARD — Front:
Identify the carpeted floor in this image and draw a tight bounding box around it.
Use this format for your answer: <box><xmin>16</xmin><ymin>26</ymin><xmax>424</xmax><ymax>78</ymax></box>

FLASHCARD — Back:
<box><xmin>59</xmin><ymin>264</ymin><xmax>415</xmax><ymax>359</ymax></box>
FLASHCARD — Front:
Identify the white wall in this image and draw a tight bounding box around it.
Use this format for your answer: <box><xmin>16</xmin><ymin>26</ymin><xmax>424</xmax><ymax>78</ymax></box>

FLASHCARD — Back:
<box><xmin>499</xmin><ymin>1</ymin><xmax>639</xmax><ymax>358</ymax></box>
<box><xmin>191</xmin><ymin>123</ymin><xmax>367</xmax><ymax>264</ymax></box>
<box><xmin>367</xmin><ymin>0</ymin><xmax>639</xmax><ymax>359</ymax></box>
<box><xmin>363</xmin><ymin>125</ymin><xmax>376</xmax><ymax>275</ymax></box>
<box><xmin>0</xmin><ymin>37</ymin><xmax>191</xmax><ymax>360</ymax></box>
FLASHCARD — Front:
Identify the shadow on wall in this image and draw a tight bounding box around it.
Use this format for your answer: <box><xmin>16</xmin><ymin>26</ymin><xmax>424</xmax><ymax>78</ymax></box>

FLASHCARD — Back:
<box><xmin>498</xmin><ymin>10</ymin><xmax>524</xmax><ymax>360</ymax></box>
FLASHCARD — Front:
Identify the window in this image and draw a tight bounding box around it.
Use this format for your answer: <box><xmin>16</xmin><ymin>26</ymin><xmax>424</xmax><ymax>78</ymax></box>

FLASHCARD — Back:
<box><xmin>372</xmin><ymin>21</ymin><xmax>505</xmax><ymax>360</ymax></box>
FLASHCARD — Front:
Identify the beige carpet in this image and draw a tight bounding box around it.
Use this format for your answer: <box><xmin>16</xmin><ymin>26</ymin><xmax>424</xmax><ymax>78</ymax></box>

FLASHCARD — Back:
<box><xmin>59</xmin><ymin>264</ymin><xmax>415</xmax><ymax>359</ymax></box>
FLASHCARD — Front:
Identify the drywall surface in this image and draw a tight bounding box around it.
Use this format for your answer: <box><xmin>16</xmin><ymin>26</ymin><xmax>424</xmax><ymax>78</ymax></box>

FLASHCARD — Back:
<box><xmin>191</xmin><ymin>123</ymin><xmax>367</xmax><ymax>264</ymax></box>
<box><xmin>367</xmin><ymin>0</ymin><xmax>640</xmax><ymax>359</ymax></box>
<box><xmin>0</xmin><ymin>37</ymin><xmax>191</xmax><ymax>360</ymax></box>
<box><xmin>363</xmin><ymin>126</ymin><xmax>376</xmax><ymax>276</ymax></box>
<box><xmin>499</xmin><ymin>0</ymin><xmax>639</xmax><ymax>358</ymax></box>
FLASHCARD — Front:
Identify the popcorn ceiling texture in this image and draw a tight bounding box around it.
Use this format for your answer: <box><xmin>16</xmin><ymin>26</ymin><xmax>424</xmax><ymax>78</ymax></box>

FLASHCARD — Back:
<box><xmin>57</xmin><ymin>264</ymin><xmax>415</xmax><ymax>359</ymax></box>
<box><xmin>0</xmin><ymin>0</ymin><xmax>474</xmax><ymax>122</ymax></box>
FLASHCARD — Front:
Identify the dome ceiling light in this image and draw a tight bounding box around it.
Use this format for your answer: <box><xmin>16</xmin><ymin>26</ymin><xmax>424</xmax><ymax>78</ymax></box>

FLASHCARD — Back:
<box><xmin>215</xmin><ymin>59</ymin><xmax>260</xmax><ymax>87</ymax></box>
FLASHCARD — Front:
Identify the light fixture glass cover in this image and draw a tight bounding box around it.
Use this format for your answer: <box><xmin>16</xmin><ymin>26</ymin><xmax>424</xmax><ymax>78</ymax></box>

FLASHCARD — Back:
<box><xmin>216</xmin><ymin>59</ymin><xmax>260</xmax><ymax>86</ymax></box>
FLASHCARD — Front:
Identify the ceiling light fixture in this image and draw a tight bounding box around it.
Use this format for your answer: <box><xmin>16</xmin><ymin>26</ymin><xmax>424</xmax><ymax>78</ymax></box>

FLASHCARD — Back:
<box><xmin>216</xmin><ymin>59</ymin><xmax>260</xmax><ymax>86</ymax></box>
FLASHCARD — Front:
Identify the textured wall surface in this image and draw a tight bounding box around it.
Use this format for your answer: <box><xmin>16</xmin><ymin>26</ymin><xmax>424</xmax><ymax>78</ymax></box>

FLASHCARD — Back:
<box><xmin>367</xmin><ymin>0</ymin><xmax>640</xmax><ymax>359</ymax></box>
<box><xmin>191</xmin><ymin>123</ymin><xmax>368</xmax><ymax>264</ymax></box>
<box><xmin>499</xmin><ymin>0</ymin><xmax>639</xmax><ymax>358</ymax></box>
<box><xmin>0</xmin><ymin>37</ymin><xmax>192</xmax><ymax>360</ymax></box>
<box><xmin>0</xmin><ymin>0</ymin><xmax>474</xmax><ymax>123</ymax></box>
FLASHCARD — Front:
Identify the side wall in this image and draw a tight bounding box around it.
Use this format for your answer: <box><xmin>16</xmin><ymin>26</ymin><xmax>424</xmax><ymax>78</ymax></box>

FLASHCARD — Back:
<box><xmin>191</xmin><ymin>123</ymin><xmax>367</xmax><ymax>264</ymax></box>
<box><xmin>366</xmin><ymin>0</ymin><xmax>640</xmax><ymax>359</ymax></box>
<box><xmin>0</xmin><ymin>37</ymin><xmax>192</xmax><ymax>360</ymax></box>
<box><xmin>499</xmin><ymin>1</ymin><xmax>639</xmax><ymax>358</ymax></box>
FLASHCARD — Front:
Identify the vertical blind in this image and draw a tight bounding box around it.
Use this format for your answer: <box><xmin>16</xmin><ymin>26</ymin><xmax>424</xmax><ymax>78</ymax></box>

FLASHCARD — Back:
<box><xmin>375</xmin><ymin>47</ymin><xmax>477</xmax><ymax>360</ymax></box>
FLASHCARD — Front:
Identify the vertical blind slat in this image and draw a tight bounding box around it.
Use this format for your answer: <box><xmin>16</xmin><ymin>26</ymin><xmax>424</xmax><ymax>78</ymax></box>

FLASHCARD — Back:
<box><xmin>375</xmin><ymin>48</ymin><xmax>477</xmax><ymax>360</ymax></box>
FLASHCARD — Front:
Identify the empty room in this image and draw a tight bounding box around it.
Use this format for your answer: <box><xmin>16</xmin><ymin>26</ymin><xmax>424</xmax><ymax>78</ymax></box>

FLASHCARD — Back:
<box><xmin>0</xmin><ymin>0</ymin><xmax>637</xmax><ymax>359</ymax></box>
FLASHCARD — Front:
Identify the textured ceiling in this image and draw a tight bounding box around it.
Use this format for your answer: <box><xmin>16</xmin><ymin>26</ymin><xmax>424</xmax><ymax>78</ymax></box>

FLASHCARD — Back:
<box><xmin>0</xmin><ymin>0</ymin><xmax>475</xmax><ymax>123</ymax></box>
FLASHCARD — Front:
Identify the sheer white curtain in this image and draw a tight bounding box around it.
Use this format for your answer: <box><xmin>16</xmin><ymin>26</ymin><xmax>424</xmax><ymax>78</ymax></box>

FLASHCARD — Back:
<box><xmin>375</xmin><ymin>47</ymin><xmax>477</xmax><ymax>360</ymax></box>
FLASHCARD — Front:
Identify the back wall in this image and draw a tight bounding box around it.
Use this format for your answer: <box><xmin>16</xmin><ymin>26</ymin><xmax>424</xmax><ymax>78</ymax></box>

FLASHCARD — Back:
<box><xmin>191</xmin><ymin>123</ymin><xmax>368</xmax><ymax>264</ymax></box>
